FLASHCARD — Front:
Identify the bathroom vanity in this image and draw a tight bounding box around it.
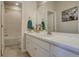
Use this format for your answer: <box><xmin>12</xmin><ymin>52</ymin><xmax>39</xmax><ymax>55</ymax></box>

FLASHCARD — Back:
<box><xmin>25</xmin><ymin>31</ymin><xmax>79</xmax><ymax>57</ymax></box>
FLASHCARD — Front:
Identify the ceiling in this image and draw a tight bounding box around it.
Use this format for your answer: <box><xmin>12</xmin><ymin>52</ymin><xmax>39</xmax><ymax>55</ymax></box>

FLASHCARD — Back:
<box><xmin>4</xmin><ymin>1</ymin><xmax>22</xmax><ymax>8</ymax></box>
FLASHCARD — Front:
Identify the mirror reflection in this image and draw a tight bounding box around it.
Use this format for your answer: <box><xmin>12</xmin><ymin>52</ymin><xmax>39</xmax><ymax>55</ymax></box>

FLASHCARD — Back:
<box><xmin>37</xmin><ymin>1</ymin><xmax>79</xmax><ymax>34</ymax></box>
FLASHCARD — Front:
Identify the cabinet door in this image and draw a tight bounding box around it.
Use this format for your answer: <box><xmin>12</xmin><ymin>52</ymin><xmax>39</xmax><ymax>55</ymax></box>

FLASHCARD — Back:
<box><xmin>34</xmin><ymin>43</ymin><xmax>49</xmax><ymax>57</ymax></box>
<box><xmin>50</xmin><ymin>44</ymin><xmax>79</xmax><ymax>57</ymax></box>
<box><xmin>26</xmin><ymin>35</ymin><xmax>28</xmax><ymax>50</ymax></box>
<box><xmin>26</xmin><ymin>35</ymin><xmax>28</xmax><ymax>51</ymax></box>
<box><xmin>26</xmin><ymin>35</ymin><xmax>30</xmax><ymax>52</ymax></box>
<box><xmin>30</xmin><ymin>36</ymin><xmax>50</xmax><ymax>52</ymax></box>
<box><xmin>30</xmin><ymin>39</ymin><xmax>49</xmax><ymax>57</ymax></box>
<box><xmin>26</xmin><ymin>35</ymin><xmax>36</xmax><ymax>56</ymax></box>
<box><xmin>28</xmin><ymin>39</ymin><xmax>36</xmax><ymax>56</ymax></box>
<box><xmin>26</xmin><ymin>35</ymin><xmax>49</xmax><ymax>57</ymax></box>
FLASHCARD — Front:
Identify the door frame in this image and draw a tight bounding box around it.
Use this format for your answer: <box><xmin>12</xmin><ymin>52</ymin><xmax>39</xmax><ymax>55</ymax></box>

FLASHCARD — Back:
<box><xmin>1</xmin><ymin>1</ymin><xmax>5</xmax><ymax>56</ymax></box>
<box><xmin>47</xmin><ymin>9</ymin><xmax>57</xmax><ymax>32</ymax></box>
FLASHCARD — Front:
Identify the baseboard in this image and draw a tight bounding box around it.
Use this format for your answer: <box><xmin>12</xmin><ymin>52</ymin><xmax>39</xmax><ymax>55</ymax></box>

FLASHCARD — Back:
<box><xmin>4</xmin><ymin>36</ymin><xmax>21</xmax><ymax>40</ymax></box>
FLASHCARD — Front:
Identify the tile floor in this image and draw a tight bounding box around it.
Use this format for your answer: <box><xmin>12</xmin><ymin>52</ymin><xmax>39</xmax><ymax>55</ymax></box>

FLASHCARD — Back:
<box><xmin>2</xmin><ymin>46</ymin><xmax>29</xmax><ymax>57</ymax></box>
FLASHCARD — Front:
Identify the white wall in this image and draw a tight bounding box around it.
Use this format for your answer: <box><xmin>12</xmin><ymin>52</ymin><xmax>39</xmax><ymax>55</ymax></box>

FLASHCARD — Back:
<box><xmin>22</xmin><ymin>1</ymin><xmax>37</xmax><ymax>30</ymax></box>
<box><xmin>55</xmin><ymin>1</ymin><xmax>79</xmax><ymax>33</ymax></box>
<box><xmin>21</xmin><ymin>1</ymin><xmax>37</xmax><ymax>51</ymax></box>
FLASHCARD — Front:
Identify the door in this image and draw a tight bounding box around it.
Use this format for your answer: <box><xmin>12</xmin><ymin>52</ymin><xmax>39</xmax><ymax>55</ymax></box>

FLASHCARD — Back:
<box><xmin>48</xmin><ymin>11</ymin><xmax>55</xmax><ymax>32</ymax></box>
<box><xmin>1</xmin><ymin>2</ymin><xmax>5</xmax><ymax>55</ymax></box>
<box><xmin>0</xmin><ymin>1</ymin><xmax>5</xmax><ymax>56</ymax></box>
<box><xmin>0</xmin><ymin>1</ymin><xmax>2</xmax><ymax>56</ymax></box>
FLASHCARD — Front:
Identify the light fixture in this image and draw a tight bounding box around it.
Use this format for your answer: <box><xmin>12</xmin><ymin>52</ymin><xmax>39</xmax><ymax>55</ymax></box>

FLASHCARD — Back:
<box><xmin>15</xmin><ymin>3</ymin><xmax>19</xmax><ymax>5</ymax></box>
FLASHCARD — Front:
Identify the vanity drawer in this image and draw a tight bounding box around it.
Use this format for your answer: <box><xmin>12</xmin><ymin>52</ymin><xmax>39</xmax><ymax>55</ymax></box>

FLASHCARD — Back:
<box><xmin>50</xmin><ymin>44</ymin><xmax>79</xmax><ymax>57</ymax></box>
<box><xmin>33</xmin><ymin>42</ymin><xmax>49</xmax><ymax>57</ymax></box>
<box><xmin>30</xmin><ymin>36</ymin><xmax>50</xmax><ymax>52</ymax></box>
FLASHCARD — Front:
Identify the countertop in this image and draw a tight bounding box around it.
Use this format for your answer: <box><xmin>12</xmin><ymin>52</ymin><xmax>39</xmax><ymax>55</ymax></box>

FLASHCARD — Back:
<box><xmin>25</xmin><ymin>31</ymin><xmax>79</xmax><ymax>55</ymax></box>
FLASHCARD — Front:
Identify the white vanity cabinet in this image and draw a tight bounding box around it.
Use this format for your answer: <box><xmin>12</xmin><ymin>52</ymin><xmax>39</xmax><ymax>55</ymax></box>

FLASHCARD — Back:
<box><xmin>26</xmin><ymin>33</ymin><xmax>79</xmax><ymax>57</ymax></box>
<box><xmin>26</xmin><ymin>35</ymin><xmax>49</xmax><ymax>57</ymax></box>
<box><xmin>26</xmin><ymin>35</ymin><xmax>36</xmax><ymax>56</ymax></box>
<box><xmin>50</xmin><ymin>44</ymin><xmax>79</xmax><ymax>57</ymax></box>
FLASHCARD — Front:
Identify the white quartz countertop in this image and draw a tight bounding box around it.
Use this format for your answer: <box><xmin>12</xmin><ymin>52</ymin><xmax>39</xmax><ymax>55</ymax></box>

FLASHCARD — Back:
<box><xmin>25</xmin><ymin>31</ymin><xmax>79</xmax><ymax>55</ymax></box>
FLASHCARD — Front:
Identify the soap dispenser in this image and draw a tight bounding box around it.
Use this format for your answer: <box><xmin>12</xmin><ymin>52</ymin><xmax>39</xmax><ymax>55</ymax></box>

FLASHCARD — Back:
<box><xmin>27</xmin><ymin>17</ymin><xmax>33</xmax><ymax>31</ymax></box>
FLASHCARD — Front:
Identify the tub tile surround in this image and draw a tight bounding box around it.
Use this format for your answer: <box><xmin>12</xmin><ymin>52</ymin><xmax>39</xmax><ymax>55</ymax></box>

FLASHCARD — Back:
<box><xmin>25</xmin><ymin>31</ymin><xmax>79</xmax><ymax>57</ymax></box>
